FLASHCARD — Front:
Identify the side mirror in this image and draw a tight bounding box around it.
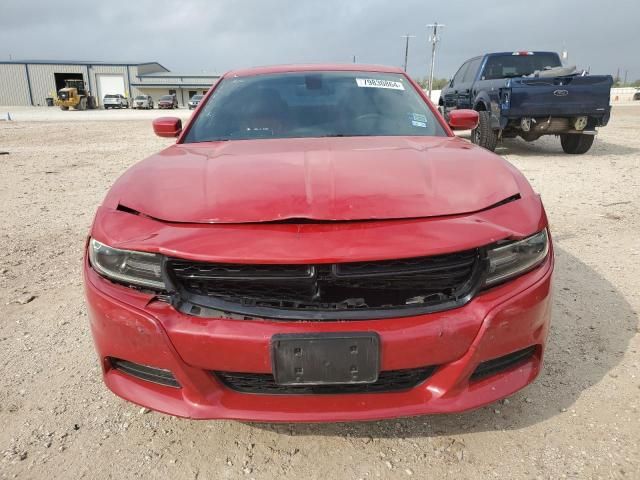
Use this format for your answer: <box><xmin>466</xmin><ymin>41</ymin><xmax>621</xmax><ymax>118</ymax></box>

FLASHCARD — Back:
<box><xmin>447</xmin><ymin>109</ymin><xmax>479</xmax><ymax>130</ymax></box>
<box><xmin>153</xmin><ymin>117</ymin><xmax>182</xmax><ymax>138</ymax></box>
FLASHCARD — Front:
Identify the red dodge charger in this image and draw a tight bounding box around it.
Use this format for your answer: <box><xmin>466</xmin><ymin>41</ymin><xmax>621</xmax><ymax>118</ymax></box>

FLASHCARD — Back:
<box><xmin>84</xmin><ymin>64</ymin><xmax>553</xmax><ymax>422</ymax></box>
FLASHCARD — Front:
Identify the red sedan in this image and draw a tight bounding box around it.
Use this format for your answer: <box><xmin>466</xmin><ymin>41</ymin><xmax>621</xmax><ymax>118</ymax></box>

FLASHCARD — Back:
<box><xmin>84</xmin><ymin>64</ymin><xmax>553</xmax><ymax>422</ymax></box>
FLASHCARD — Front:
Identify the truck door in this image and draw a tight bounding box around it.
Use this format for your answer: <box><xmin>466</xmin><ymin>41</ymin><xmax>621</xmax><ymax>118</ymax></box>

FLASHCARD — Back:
<box><xmin>442</xmin><ymin>61</ymin><xmax>469</xmax><ymax>112</ymax></box>
<box><xmin>455</xmin><ymin>57</ymin><xmax>482</xmax><ymax>110</ymax></box>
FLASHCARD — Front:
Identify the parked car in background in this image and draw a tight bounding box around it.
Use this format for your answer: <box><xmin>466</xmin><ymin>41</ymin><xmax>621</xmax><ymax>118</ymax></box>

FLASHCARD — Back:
<box><xmin>188</xmin><ymin>94</ymin><xmax>204</xmax><ymax>110</ymax></box>
<box><xmin>440</xmin><ymin>51</ymin><xmax>613</xmax><ymax>154</ymax></box>
<box><xmin>133</xmin><ymin>95</ymin><xmax>154</xmax><ymax>109</ymax></box>
<box><xmin>103</xmin><ymin>94</ymin><xmax>129</xmax><ymax>109</ymax></box>
<box><xmin>158</xmin><ymin>94</ymin><xmax>178</xmax><ymax>109</ymax></box>
<box><xmin>85</xmin><ymin>64</ymin><xmax>553</xmax><ymax>422</ymax></box>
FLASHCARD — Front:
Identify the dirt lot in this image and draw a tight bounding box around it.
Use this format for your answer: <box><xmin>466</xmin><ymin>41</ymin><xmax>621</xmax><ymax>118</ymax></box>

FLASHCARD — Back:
<box><xmin>1</xmin><ymin>106</ymin><xmax>639</xmax><ymax>479</ymax></box>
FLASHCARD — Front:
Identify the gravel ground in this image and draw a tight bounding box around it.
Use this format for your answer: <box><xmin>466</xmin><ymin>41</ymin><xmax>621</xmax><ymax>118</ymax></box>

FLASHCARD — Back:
<box><xmin>0</xmin><ymin>106</ymin><xmax>638</xmax><ymax>479</ymax></box>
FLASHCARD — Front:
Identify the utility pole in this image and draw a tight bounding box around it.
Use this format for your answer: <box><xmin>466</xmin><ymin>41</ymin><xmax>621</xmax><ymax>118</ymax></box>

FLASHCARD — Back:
<box><xmin>401</xmin><ymin>34</ymin><xmax>416</xmax><ymax>72</ymax></box>
<box><xmin>353</xmin><ymin>55</ymin><xmax>356</xmax><ymax>64</ymax></box>
<box><xmin>624</xmin><ymin>70</ymin><xmax>628</xmax><ymax>86</ymax></box>
<box><xmin>426</xmin><ymin>22</ymin><xmax>445</xmax><ymax>98</ymax></box>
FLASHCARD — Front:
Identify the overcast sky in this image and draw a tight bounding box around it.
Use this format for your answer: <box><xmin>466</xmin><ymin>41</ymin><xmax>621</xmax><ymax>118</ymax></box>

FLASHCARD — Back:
<box><xmin>1</xmin><ymin>0</ymin><xmax>638</xmax><ymax>80</ymax></box>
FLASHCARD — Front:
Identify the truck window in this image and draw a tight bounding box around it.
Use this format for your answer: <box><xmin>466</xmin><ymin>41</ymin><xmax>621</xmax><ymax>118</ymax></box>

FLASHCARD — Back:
<box><xmin>461</xmin><ymin>58</ymin><xmax>482</xmax><ymax>83</ymax></box>
<box><xmin>451</xmin><ymin>62</ymin><xmax>469</xmax><ymax>86</ymax></box>
<box><xmin>481</xmin><ymin>53</ymin><xmax>561</xmax><ymax>80</ymax></box>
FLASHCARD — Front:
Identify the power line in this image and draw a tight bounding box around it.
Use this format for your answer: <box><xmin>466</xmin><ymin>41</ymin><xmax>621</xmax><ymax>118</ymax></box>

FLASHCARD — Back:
<box><xmin>426</xmin><ymin>22</ymin><xmax>445</xmax><ymax>98</ymax></box>
<box><xmin>401</xmin><ymin>34</ymin><xmax>416</xmax><ymax>72</ymax></box>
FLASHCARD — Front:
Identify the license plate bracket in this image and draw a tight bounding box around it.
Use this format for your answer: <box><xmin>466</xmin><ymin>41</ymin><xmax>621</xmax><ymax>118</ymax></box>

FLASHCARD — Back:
<box><xmin>271</xmin><ymin>332</ymin><xmax>379</xmax><ymax>385</ymax></box>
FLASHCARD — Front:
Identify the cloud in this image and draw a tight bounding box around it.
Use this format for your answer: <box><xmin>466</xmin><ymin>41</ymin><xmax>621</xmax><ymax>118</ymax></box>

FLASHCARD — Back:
<box><xmin>1</xmin><ymin>0</ymin><xmax>638</xmax><ymax>79</ymax></box>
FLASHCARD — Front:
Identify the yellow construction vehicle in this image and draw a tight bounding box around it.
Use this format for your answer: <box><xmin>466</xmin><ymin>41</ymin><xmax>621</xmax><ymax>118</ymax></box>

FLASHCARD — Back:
<box><xmin>54</xmin><ymin>79</ymin><xmax>96</xmax><ymax>111</ymax></box>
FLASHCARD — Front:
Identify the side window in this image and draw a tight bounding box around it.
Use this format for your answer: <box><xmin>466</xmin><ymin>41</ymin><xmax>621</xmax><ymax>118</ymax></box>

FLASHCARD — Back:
<box><xmin>462</xmin><ymin>58</ymin><xmax>482</xmax><ymax>83</ymax></box>
<box><xmin>451</xmin><ymin>62</ymin><xmax>469</xmax><ymax>87</ymax></box>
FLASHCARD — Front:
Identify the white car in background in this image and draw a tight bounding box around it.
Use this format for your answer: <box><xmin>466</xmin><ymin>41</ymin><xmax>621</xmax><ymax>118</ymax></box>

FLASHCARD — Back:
<box><xmin>103</xmin><ymin>94</ymin><xmax>129</xmax><ymax>109</ymax></box>
<box><xmin>133</xmin><ymin>95</ymin><xmax>154</xmax><ymax>109</ymax></box>
<box><xmin>188</xmin><ymin>94</ymin><xmax>204</xmax><ymax>110</ymax></box>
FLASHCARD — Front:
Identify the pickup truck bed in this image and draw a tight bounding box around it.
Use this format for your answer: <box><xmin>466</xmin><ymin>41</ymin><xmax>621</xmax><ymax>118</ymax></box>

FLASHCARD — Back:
<box><xmin>505</xmin><ymin>75</ymin><xmax>611</xmax><ymax>120</ymax></box>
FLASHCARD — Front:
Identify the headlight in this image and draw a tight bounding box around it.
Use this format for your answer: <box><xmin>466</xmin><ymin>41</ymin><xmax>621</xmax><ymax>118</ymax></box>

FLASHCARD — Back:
<box><xmin>484</xmin><ymin>229</ymin><xmax>549</xmax><ymax>287</ymax></box>
<box><xmin>88</xmin><ymin>238</ymin><xmax>166</xmax><ymax>290</ymax></box>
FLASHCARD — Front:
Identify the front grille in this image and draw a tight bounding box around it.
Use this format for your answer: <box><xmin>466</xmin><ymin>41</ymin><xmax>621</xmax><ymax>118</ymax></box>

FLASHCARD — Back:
<box><xmin>470</xmin><ymin>346</ymin><xmax>537</xmax><ymax>381</ymax></box>
<box><xmin>215</xmin><ymin>366</ymin><xmax>437</xmax><ymax>394</ymax></box>
<box><xmin>167</xmin><ymin>249</ymin><xmax>482</xmax><ymax>319</ymax></box>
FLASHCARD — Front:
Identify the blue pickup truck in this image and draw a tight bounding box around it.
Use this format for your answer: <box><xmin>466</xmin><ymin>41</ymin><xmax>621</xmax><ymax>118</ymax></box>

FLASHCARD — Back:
<box><xmin>440</xmin><ymin>51</ymin><xmax>613</xmax><ymax>154</ymax></box>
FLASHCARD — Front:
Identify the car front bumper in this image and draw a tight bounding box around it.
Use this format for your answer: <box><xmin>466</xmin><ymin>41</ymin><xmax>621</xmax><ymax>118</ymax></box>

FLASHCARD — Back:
<box><xmin>85</xmin><ymin>249</ymin><xmax>553</xmax><ymax>422</ymax></box>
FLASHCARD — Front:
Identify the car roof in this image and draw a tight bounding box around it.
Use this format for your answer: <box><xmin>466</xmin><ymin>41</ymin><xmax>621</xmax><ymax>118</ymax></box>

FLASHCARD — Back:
<box><xmin>225</xmin><ymin>63</ymin><xmax>405</xmax><ymax>78</ymax></box>
<box><xmin>485</xmin><ymin>51</ymin><xmax>558</xmax><ymax>57</ymax></box>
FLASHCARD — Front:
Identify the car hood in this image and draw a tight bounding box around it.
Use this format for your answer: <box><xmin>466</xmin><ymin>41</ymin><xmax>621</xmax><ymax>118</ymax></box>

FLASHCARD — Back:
<box><xmin>106</xmin><ymin>136</ymin><xmax>523</xmax><ymax>224</ymax></box>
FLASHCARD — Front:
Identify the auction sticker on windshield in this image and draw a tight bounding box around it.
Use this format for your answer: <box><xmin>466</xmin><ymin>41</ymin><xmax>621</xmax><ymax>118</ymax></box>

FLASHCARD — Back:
<box><xmin>356</xmin><ymin>78</ymin><xmax>405</xmax><ymax>90</ymax></box>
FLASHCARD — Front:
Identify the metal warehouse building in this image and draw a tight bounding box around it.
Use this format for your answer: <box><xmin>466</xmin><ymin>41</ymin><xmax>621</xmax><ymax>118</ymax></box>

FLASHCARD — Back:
<box><xmin>0</xmin><ymin>60</ymin><xmax>220</xmax><ymax>107</ymax></box>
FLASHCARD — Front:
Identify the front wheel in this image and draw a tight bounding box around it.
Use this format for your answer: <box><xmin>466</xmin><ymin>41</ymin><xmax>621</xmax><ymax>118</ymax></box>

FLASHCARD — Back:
<box><xmin>560</xmin><ymin>134</ymin><xmax>594</xmax><ymax>154</ymax></box>
<box><xmin>471</xmin><ymin>111</ymin><xmax>498</xmax><ymax>152</ymax></box>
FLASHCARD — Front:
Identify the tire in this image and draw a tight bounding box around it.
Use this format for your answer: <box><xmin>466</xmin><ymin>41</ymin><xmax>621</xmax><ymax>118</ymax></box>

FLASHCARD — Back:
<box><xmin>560</xmin><ymin>134</ymin><xmax>594</xmax><ymax>154</ymax></box>
<box><xmin>471</xmin><ymin>111</ymin><xmax>498</xmax><ymax>152</ymax></box>
<box><xmin>77</xmin><ymin>98</ymin><xmax>87</xmax><ymax>111</ymax></box>
<box><xmin>60</xmin><ymin>106</ymin><xmax>69</xmax><ymax>111</ymax></box>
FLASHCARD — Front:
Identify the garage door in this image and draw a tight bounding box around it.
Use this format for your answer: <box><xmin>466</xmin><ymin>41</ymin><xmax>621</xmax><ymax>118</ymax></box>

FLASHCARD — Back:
<box><xmin>97</xmin><ymin>74</ymin><xmax>125</xmax><ymax>104</ymax></box>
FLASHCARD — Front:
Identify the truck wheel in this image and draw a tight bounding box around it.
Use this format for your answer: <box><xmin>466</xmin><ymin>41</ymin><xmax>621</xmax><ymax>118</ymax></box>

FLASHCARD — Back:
<box><xmin>560</xmin><ymin>134</ymin><xmax>594</xmax><ymax>154</ymax></box>
<box><xmin>471</xmin><ymin>111</ymin><xmax>498</xmax><ymax>152</ymax></box>
<box><xmin>60</xmin><ymin>106</ymin><xmax>69</xmax><ymax>111</ymax></box>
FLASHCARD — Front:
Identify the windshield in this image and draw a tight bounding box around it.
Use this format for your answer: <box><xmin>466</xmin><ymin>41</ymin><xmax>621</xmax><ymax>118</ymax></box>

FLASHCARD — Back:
<box><xmin>482</xmin><ymin>53</ymin><xmax>562</xmax><ymax>79</ymax></box>
<box><xmin>191</xmin><ymin>95</ymin><xmax>204</xmax><ymax>100</ymax></box>
<box><xmin>184</xmin><ymin>71</ymin><xmax>445</xmax><ymax>143</ymax></box>
<box><xmin>160</xmin><ymin>95</ymin><xmax>173</xmax><ymax>100</ymax></box>
<box><xmin>135</xmin><ymin>96</ymin><xmax>147</xmax><ymax>100</ymax></box>
<box><xmin>104</xmin><ymin>94</ymin><xmax>118</xmax><ymax>99</ymax></box>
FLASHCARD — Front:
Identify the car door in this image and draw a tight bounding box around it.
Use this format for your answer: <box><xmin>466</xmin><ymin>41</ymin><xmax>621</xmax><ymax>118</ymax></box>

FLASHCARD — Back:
<box><xmin>456</xmin><ymin>57</ymin><xmax>482</xmax><ymax>110</ymax></box>
<box><xmin>443</xmin><ymin>61</ymin><xmax>470</xmax><ymax>113</ymax></box>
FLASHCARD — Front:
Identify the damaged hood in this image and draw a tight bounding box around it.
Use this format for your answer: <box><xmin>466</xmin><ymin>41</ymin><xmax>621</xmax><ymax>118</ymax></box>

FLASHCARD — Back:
<box><xmin>107</xmin><ymin>136</ymin><xmax>522</xmax><ymax>223</ymax></box>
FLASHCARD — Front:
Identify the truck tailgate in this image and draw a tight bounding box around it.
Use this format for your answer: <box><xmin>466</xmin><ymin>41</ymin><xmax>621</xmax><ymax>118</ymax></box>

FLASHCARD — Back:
<box><xmin>507</xmin><ymin>75</ymin><xmax>612</xmax><ymax>117</ymax></box>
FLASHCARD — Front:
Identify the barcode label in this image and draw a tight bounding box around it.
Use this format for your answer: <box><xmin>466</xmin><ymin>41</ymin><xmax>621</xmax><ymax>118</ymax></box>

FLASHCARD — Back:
<box><xmin>356</xmin><ymin>78</ymin><xmax>405</xmax><ymax>90</ymax></box>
